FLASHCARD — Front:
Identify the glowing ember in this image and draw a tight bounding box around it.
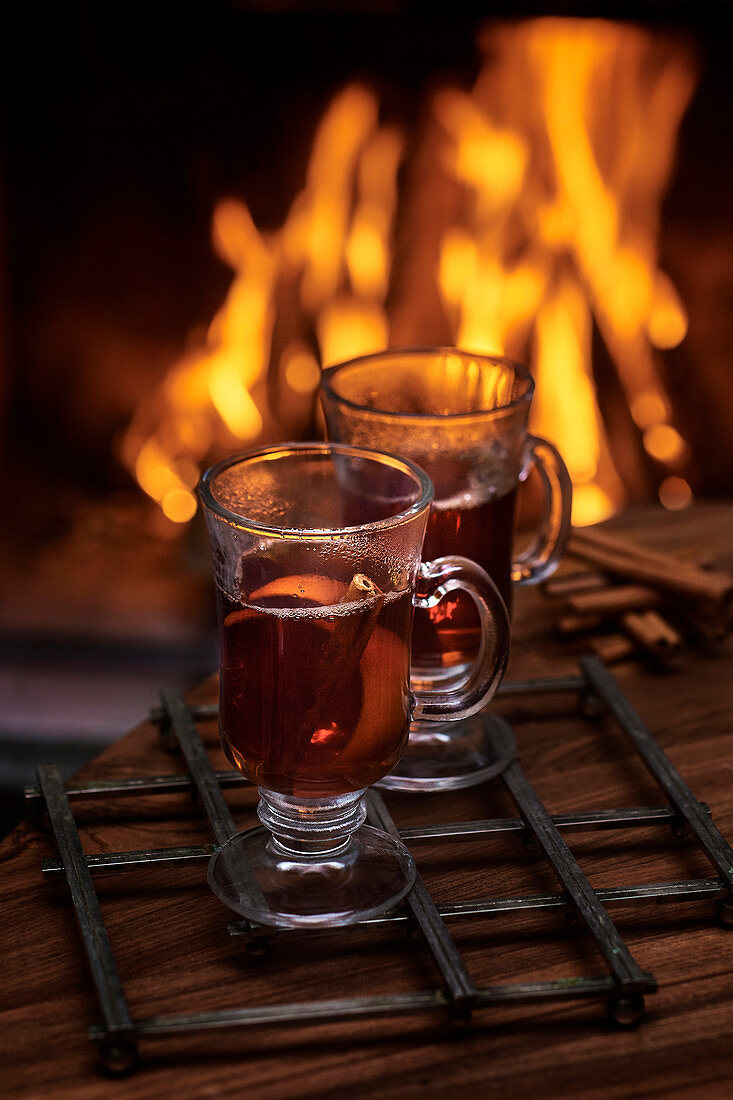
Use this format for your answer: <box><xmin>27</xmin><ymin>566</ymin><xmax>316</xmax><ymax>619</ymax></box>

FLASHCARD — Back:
<box><xmin>121</xmin><ymin>18</ymin><xmax>697</xmax><ymax>528</ymax></box>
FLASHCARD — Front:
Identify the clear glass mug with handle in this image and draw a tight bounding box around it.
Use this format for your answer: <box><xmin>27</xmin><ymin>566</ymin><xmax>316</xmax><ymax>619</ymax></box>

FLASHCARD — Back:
<box><xmin>320</xmin><ymin>347</ymin><xmax>572</xmax><ymax>790</ymax></box>
<box><xmin>199</xmin><ymin>442</ymin><xmax>510</xmax><ymax>928</ymax></box>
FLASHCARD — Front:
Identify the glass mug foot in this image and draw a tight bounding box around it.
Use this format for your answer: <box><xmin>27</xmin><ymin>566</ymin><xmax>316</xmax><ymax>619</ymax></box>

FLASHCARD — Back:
<box><xmin>376</xmin><ymin>712</ymin><xmax>514</xmax><ymax>791</ymax></box>
<box><xmin>208</xmin><ymin>790</ymin><xmax>415</xmax><ymax>928</ymax></box>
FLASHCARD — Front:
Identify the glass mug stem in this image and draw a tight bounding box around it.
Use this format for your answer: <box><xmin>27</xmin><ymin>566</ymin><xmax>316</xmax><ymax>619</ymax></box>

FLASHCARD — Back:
<box><xmin>512</xmin><ymin>434</ymin><xmax>573</xmax><ymax>586</ymax></box>
<box><xmin>257</xmin><ymin>789</ymin><xmax>367</xmax><ymax>858</ymax></box>
<box><xmin>411</xmin><ymin>556</ymin><xmax>510</xmax><ymax>721</ymax></box>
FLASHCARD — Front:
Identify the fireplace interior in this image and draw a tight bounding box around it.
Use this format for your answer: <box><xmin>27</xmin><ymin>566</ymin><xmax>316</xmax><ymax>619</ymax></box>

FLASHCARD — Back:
<box><xmin>1</xmin><ymin>3</ymin><xmax>732</xmax><ymax>834</ymax></box>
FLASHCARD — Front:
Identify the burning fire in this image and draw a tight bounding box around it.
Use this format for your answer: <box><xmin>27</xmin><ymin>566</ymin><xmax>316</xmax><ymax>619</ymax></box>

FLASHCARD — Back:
<box><xmin>121</xmin><ymin>18</ymin><xmax>696</xmax><ymax>527</ymax></box>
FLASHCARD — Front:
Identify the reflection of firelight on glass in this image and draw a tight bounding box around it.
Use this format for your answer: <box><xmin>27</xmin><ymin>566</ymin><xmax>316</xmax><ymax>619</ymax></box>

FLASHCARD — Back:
<box><xmin>429</xmin><ymin>598</ymin><xmax>460</xmax><ymax>625</ymax></box>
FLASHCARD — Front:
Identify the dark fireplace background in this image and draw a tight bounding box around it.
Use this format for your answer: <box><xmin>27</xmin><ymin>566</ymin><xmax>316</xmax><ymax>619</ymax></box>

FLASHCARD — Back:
<box><xmin>1</xmin><ymin>2</ymin><xmax>732</xmax><ymax>834</ymax></box>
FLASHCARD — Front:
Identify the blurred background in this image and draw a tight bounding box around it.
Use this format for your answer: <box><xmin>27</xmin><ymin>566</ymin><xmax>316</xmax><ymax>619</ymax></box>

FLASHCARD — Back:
<box><xmin>2</xmin><ymin>1</ymin><xmax>732</xmax><ymax>834</ymax></box>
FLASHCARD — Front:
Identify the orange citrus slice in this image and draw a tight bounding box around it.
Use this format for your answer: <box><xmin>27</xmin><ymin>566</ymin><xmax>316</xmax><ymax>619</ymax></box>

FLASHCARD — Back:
<box><xmin>248</xmin><ymin>573</ymin><xmax>347</xmax><ymax>607</ymax></box>
<box><xmin>224</xmin><ymin>606</ymin><xmax>259</xmax><ymax>629</ymax></box>
<box><xmin>336</xmin><ymin>625</ymin><xmax>410</xmax><ymax>768</ymax></box>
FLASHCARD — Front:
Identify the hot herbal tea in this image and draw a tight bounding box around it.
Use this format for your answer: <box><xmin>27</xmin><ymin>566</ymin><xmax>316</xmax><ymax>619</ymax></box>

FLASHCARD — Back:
<box><xmin>200</xmin><ymin>442</ymin><xmax>509</xmax><ymax>923</ymax></box>
<box><xmin>321</xmin><ymin>349</ymin><xmax>572</xmax><ymax>685</ymax></box>
<box><xmin>218</xmin><ymin>559</ymin><xmax>412</xmax><ymax>798</ymax></box>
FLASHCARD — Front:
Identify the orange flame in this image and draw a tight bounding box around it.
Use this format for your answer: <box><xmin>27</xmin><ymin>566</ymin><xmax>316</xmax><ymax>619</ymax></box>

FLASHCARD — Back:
<box><xmin>432</xmin><ymin>19</ymin><xmax>696</xmax><ymax>524</ymax></box>
<box><xmin>122</xmin><ymin>85</ymin><xmax>402</xmax><ymax>521</ymax></box>
<box><xmin>121</xmin><ymin>19</ymin><xmax>696</xmax><ymax>528</ymax></box>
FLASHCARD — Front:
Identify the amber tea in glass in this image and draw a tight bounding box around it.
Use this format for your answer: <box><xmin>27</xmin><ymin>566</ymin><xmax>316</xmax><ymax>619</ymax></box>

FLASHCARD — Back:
<box><xmin>321</xmin><ymin>348</ymin><xmax>572</xmax><ymax>790</ymax></box>
<box><xmin>199</xmin><ymin>442</ymin><xmax>510</xmax><ymax>927</ymax></box>
<box><xmin>219</xmin><ymin>567</ymin><xmax>413</xmax><ymax>797</ymax></box>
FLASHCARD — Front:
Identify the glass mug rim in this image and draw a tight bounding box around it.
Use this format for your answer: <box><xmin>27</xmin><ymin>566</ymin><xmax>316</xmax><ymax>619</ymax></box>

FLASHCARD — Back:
<box><xmin>320</xmin><ymin>346</ymin><xmax>535</xmax><ymax>424</ymax></box>
<box><xmin>198</xmin><ymin>441</ymin><xmax>434</xmax><ymax>539</ymax></box>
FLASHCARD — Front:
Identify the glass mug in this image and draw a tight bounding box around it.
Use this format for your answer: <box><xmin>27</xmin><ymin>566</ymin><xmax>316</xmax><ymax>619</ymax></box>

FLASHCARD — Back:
<box><xmin>199</xmin><ymin>443</ymin><xmax>510</xmax><ymax>928</ymax></box>
<box><xmin>320</xmin><ymin>347</ymin><xmax>572</xmax><ymax>790</ymax></box>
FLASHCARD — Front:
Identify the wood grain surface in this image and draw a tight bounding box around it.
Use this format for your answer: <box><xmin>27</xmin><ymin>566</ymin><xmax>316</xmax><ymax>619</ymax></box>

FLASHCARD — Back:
<box><xmin>2</xmin><ymin>503</ymin><xmax>732</xmax><ymax>1099</ymax></box>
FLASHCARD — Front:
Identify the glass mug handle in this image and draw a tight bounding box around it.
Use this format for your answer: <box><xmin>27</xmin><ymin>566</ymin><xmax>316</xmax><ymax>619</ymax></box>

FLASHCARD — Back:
<box><xmin>512</xmin><ymin>434</ymin><xmax>573</xmax><ymax>586</ymax></box>
<box><xmin>411</xmin><ymin>556</ymin><xmax>510</xmax><ymax>721</ymax></box>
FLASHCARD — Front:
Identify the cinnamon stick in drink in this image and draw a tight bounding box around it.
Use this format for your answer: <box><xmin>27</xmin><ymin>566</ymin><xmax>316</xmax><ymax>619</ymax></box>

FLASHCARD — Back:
<box><xmin>298</xmin><ymin>573</ymin><xmax>385</xmax><ymax>745</ymax></box>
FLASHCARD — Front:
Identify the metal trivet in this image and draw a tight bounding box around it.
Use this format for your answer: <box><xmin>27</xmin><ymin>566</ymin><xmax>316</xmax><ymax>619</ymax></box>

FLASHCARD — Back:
<box><xmin>26</xmin><ymin>656</ymin><xmax>733</xmax><ymax>1075</ymax></box>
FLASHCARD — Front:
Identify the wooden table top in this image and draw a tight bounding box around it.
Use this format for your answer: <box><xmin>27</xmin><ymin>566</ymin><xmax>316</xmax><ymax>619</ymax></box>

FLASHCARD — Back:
<box><xmin>2</xmin><ymin>502</ymin><xmax>733</xmax><ymax>1100</ymax></box>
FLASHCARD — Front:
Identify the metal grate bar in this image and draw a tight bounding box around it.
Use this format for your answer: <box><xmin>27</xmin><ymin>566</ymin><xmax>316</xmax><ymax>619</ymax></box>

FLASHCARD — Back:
<box><xmin>159</xmin><ymin>691</ymin><xmax>238</xmax><ymax>847</ymax></box>
<box><xmin>27</xmin><ymin>765</ymin><xmax>694</xmax><ymax>838</ymax></box>
<box><xmin>580</xmin><ymin>656</ymin><xmax>733</xmax><ymax>892</ymax></box>
<box><xmin>366</xmin><ymin>789</ymin><xmax>476</xmax><ymax>1008</ymax></box>
<box><xmin>39</xmin><ymin>830</ymin><xmax>724</xmax><ymax>910</ymax></box>
<box><xmin>418</xmin><ymin>877</ymin><xmax>724</xmax><ymax>920</ymax></box>
<box><xmin>37</xmin><ymin>766</ymin><xmax>134</xmax><ymax>1041</ymax></box>
<box><xmin>495</xmin><ymin>719</ymin><xmax>655</xmax><ymax>994</ymax></box>
<box><xmin>399</xmin><ymin>804</ymin><xmax>702</xmax><ymax>841</ymax></box>
<box><xmin>158</xmin><ymin>690</ymin><xmax>270</xmax><ymax>926</ymax></box>
<box><xmin>474</xmin><ymin>976</ymin><xmax>616</xmax><ymax>1006</ymax></box>
<box><xmin>39</xmin><ymin>804</ymin><xmax>699</xmax><ymax>876</ymax></box>
<box><xmin>24</xmin><ymin>770</ymin><xmax>249</xmax><ymax>808</ymax></box>
<box><xmin>87</xmin><ymin>975</ymin><xmax>623</xmax><ymax>1041</ymax></box>
<box><xmin>497</xmin><ymin>675</ymin><xmax>586</xmax><ymax>696</ymax></box>
<box><xmin>147</xmin><ymin>675</ymin><xmax>589</xmax><ymax>726</ymax></box>
<box><xmin>90</xmin><ymin>991</ymin><xmax>448</xmax><ymax>1040</ymax></box>
<box><xmin>37</xmin><ymin>659</ymin><xmax>733</xmax><ymax>1070</ymax></box>
<box><xmin>226</xmin><ymin>877</ymin><xmax>726</xmax><ymax>932</ymax></box>
<box><xmin>42</xmin><ymin>844</ymin><xmax>215</xmax><ymax>876</ymax></box>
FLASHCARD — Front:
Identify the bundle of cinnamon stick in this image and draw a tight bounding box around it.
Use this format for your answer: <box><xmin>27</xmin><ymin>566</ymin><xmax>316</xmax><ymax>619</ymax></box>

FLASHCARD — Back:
<box><xmin>541</xmin><ymin>526</ymin><xmax>733</xmax><ymax>666</ymax></box>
